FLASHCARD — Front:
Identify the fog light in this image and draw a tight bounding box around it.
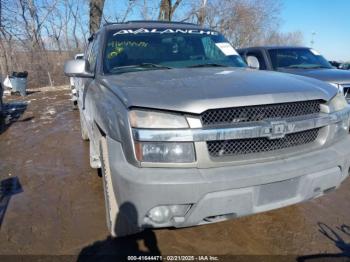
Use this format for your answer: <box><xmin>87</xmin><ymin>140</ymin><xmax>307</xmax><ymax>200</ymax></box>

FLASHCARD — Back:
<box><xmin>147</xmin><ymin>204</ymin><xmax>191</xmax><ymax>224</ymax></box>
<box><xmin>148</xmin><ymin>206</ymin><xmax>171</xmax><ymax>223</ymax></box>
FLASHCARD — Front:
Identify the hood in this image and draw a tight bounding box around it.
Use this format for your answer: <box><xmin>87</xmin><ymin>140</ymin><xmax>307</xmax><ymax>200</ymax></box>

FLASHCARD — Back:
<box><xmin>277</xmin><ymin>68</ymin><xmax>350</xmax><ymax>85</ymax></box>
<box><xmin>100</xmin><ymin>67</ymin><xmax>337</xmax><ymax>114</ymax></box>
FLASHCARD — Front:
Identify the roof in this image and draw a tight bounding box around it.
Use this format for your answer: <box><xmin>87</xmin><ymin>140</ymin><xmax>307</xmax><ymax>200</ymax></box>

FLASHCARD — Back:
<box><xmin>237</xmin><ymin>46</ymin><xmax>311</xmax><ymax>51</ymax></box>
<box><xmin>101</xmin><ymin>20</ymin><xmax>204</xmax><ymax>31</ymax></box>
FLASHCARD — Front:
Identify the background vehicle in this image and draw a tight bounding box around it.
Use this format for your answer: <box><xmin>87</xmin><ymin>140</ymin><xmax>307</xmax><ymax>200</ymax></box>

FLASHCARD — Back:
<box><xmin>329</xmin><ymin>61</ymin><xmax>341</xmax><ymax>68</ymax></box>
<box><xmin>70</xmin><ymin>53</ymin><xmax>84</xmax><ymax>109</ymax></box>
<box><xmin>238</xmin><ymin>46</ymin><xmax>350</xmax><ymax>102</ymax></box>
<box><xmin>65</xmin><ymin>21</ymin><xmax>350</xmax><ymax>237</ymax></box>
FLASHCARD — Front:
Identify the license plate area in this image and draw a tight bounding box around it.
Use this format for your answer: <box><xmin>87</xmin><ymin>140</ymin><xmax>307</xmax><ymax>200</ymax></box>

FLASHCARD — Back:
<box><xmin>255</xmin><ymin>177</ymin><xmax>300</xmax><ymax>206</ymax></box>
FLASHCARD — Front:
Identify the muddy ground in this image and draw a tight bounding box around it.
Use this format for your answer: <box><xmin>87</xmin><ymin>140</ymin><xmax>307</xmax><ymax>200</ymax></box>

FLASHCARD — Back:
<box><xmin>0</xmin><ymin>87</ymin><xmax>349</xmax><ymax>260</ymax></box>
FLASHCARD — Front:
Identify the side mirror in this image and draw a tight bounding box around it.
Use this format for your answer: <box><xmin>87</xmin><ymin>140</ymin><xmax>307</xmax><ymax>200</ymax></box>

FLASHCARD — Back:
<box><xmin>246</xmin><ymin>56</ymin><xmax>260</xmax><ymax>70</ymax></box>
<box><xmin>64</xmin><ymin>60</ymin><xmax>93</xmax><ymax>78</ymax></box>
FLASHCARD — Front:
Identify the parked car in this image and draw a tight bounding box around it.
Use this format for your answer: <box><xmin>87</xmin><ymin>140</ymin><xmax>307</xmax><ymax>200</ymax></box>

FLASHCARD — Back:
<box><xmin>237</xmin><ymin>46</ymin><xmax>350</xmax><ymax>102</ymax></box>
<box><xmin>65</xmin><ymin>21</ymin><xmax>350</xmax><ymax>237</ymax></box>
<box><xmin>70</xmin><ymin>53</ymin><xmax>84</xmax><ymax>109</ymax></box>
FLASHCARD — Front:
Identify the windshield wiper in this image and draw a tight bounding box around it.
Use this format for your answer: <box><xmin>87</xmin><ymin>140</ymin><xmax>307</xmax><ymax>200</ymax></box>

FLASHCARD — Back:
<box><xmin>284</xmin><ymin>65</ymin><xmax>329</xmax><ymax>69</ymax></box>
<box><xmin>187</xmin><ymin>63</ymin><xmax>228</xmax><ymax>68</ymax></box>
<box><xmin>305</xmin><ymin>65</ymin><xmax>330</xmax><ymax>69</ymax></box>
<box><xmin>112</xmin><ymin>63</ymin><xmax>173</xmax><ymax>70</ymax></box>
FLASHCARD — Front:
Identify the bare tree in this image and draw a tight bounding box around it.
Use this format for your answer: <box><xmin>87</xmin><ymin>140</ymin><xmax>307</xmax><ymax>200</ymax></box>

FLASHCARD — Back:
<box><xmin>44</xmin><ymin>4</ymin><xmax>64</xmax><ymax>53</ymax></box>
<box><xmin>183</xmin><ymin>0</ymin><xmax>286</xmax><ymax>48</ymax></box>
<box><xmin>197</xmin><ymin>0</ymin><xmax>207</xmax><ymax>26</ymax></box>
<box><xmin>140</xmin><ymin>0</ymin><xmax>149</xmax><ymax>20</ymax></box>
<box><xmin>208</xmin><ymin>0</ymin><xmax>281</xmax><ymax>47</ymax></box>
<box><xmin>68</xmin><ymin>0</ymin><xmax>80</xmax><ymax>49</ymax></box>
<box><xmin>158</xmin><ymin>0</ymin><xmax>182</xmax><ymax>21</ymax></box>
<box><xmin>106</xmin><ymin>0</ymin><xmax>139</xmax><ymax>23</ymax></box>
<box><xmin>90</xmin><ymin>0</ymin><xmax>105</xmax><ymax>34</ymax></box>
<box><xmin>262</xmin><ymin>30</ymin><xmax>304</xmax><ymax>46</ymax></box>
<box><xmin>0</xmin><ymin>0</ymin><xmax>305</xmax><ymax>89</ymax></box>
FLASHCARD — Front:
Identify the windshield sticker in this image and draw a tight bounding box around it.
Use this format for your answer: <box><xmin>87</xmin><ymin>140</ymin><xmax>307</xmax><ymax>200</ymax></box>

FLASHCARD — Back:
<box><xmin>108</xmin><ymin>41</ymin><xmax>148</xmax><ymax>48</ymax></box>
<box><xmin>215</xmin><ymin>43</ymin><xmax>238</xmax><ymax>56</ymax></box>
<box><xmin>310</xmin><ymin>49</ymin><xmax>321</xmax><ymax>56</ymax></box>
<box><xmin>108</xmin><ymin>47</ymin><xmax>124</xmax><ymax>59</ymax></box>
<box><xmin>107</xmin><ymin>41</ymin><xmax>149</xmax><ymax>59</ymax></box>
<box><xmin>113</xmin><ymin>28</ymin><xmax>218</xmax><ymax>36</ymax></box>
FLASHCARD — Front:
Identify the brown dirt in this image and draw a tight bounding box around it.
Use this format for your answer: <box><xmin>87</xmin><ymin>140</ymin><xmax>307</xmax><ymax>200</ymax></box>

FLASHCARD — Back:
<box><xmin>0</xmin><ymin>87</ymin><xmax>349</xmax><ymax>260</ymax></box>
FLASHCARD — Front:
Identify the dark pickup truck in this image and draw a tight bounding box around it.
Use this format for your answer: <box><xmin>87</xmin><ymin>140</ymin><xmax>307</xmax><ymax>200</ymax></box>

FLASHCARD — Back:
<box><xmin>238</xmin><ymin>46</ymin><xmax>350</xmax><ymax>102</ymax></box>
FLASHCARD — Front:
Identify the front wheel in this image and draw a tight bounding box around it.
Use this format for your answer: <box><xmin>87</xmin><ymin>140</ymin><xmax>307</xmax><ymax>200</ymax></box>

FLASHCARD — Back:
<box><xmin>100</xmin><ymin>137</ymin><xmax>140</xmax><ymax>237</ymax></box>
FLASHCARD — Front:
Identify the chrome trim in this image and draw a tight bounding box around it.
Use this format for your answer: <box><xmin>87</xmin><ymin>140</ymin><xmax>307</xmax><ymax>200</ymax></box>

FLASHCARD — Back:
<box><xmin>132</xmin><ymin>108</ymin><xmax>350</xmax><ymax>142</ymax></box>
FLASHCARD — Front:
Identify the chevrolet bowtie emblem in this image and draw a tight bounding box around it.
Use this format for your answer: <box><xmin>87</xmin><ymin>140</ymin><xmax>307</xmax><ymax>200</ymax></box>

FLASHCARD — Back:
<box><xmin>263</xmin><ymin>121</ymin><xmax>295</xmax><ymax>139</ymax></box>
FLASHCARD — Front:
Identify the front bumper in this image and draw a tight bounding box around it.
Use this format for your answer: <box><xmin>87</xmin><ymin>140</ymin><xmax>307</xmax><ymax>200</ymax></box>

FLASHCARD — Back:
<box><xmin>107</xmin><ymin>135</ymin><xmax>350</xmax><ymax>232</ymax></box>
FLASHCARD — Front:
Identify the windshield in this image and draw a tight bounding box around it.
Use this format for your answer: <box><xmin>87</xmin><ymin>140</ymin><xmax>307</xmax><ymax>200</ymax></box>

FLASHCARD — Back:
<box><xmin>103</xmin><ymin>28</ymin><xmax>246</xmax><ymax>74</ymax></box>
<box><xmin>268</xmin><ymin>48</ymin><xmax>332</xmax><ymax>70</ymax></box>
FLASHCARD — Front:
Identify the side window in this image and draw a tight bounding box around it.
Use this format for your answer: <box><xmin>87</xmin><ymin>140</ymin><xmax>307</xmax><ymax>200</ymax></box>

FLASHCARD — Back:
<box><xmin>87</xmin><ymin>36</ymin><xmax>100</xmax><ymax>73</ymax></box>
<box><xmin>246</xmin><ymin>50</ymin><xmax>267</xmax><ymax>70</ymax></box>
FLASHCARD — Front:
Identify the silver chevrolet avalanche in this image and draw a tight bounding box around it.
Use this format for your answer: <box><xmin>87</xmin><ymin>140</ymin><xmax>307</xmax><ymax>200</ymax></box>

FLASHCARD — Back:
<box><xmin>64</xmin><ymin>21</ymin><xmax>350</xmax><ymax>237</ymax></box>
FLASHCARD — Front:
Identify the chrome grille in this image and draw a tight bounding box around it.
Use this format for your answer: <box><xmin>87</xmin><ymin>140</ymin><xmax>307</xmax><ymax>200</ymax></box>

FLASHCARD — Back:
<box><xmin>200</xmin><ymin>100</ymin><xmax>321</xmax><ymax>127</ymax></box>
<box><xmin>207</xmin><ymin>128</ymin><xmax>320</xmax><ymax>157</ymax></box>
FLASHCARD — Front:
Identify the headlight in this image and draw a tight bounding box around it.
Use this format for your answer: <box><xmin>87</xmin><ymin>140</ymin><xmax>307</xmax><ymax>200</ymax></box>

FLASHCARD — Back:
<box><xmin>329</xmin><ymin>92</ymin><xmax>348</xmax><ymax>112</ymax></box>
<box><xmin>129</xmin><ymin>110</ymin><xmax>189</xmax><ymax>129</ymax></box>
<box><xmin>328</xmin><ymin>93</ymin><xmax>350</xmax><ymax>135</ymax></box>
<box><xmin>130</xmin><ymin>110</ymin><xmax>195</xmax><ymax>163</ymax></box>
<box><xmin>134</xmin><ymin>142</ymin><xmax>195</xmax><ymax>163</ymax></box>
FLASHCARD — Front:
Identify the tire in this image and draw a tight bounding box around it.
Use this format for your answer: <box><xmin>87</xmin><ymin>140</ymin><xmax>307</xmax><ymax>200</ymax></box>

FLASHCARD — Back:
<box><xmin>79</xmin><ymin>112</ymin><xmax>89</xmax><ymax>141</ymax></box>
<box><xmin>100</xmin><ymin>137</ymin><xmax>119</xmax><ymax>237</ymax></box>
